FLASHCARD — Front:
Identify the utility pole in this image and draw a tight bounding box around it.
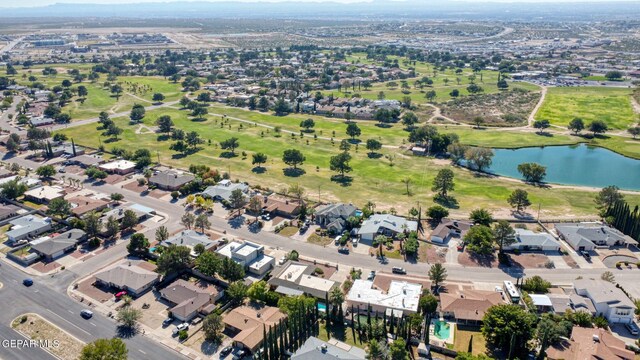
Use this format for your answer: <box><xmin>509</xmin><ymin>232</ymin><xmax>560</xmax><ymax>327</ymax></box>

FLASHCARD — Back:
<box><xmin>537</xmin><ymin>202</ymin><xmax>541</xmax><ymax>221</ymax></box>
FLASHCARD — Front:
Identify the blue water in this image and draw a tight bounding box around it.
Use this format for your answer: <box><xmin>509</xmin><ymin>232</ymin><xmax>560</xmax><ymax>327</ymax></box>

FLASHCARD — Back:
<box><xmin>486</xmin><ymin>144</ymin><xmax>640</xmax><ymax>191</ymax></box>
<box><xmin>317</xmin><ymin>302</ymin><xmax>327</xmax><ymax>312</ymax></box>
<box><xmin>355</xmin><ymin>210</ymin><xmax>363</xmax><ymax>217</ymax></box>
<box><xmin>149</xmin><ymin>247</ymin><xmax>156</xmax><ymax>252</ymax></box>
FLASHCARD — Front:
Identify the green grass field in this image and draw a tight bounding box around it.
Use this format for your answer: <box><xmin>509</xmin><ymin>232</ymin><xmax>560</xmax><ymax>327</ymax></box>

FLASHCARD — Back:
<box><xmin>58</xmin><ymin>107</ymin><xmax>640</xmax><ymax>217</ymax></box>
<box><xmin>535</xmin><ymin>87</ymin><xmax>637</xmax><ymax>129</ymax></box>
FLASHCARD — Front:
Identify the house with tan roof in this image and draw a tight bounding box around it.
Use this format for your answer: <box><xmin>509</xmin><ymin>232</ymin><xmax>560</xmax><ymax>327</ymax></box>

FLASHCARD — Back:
<box><xmin>160</xmin><ymin>279</ymin><xmax>223</xmax><ymax>321</ymax></box>
<box><xmin>547</xmin><ymin>326</ymin><xmax>634</xmax><ymax>360</ymax></box>
<box><xmin>94</xmin><ymin>260</ymin><xmax>160</xmax><ymax>297</ymax></box>
<box><xmin>68</xmin><ymin>195</ymin><xmax>110</xmax><ymax>217</ymax></box>
<box><xmin>430</xmin><ymin>219</ymin><xmax>473</xmax><ymax>244</ymax></box>
<box><xmin>346</xmin><ymin>277</ymin><xmax>423</xmax><ymax>317</ymax></box>
<box><xmin>24</xmin><ymin>185</ymin><xmax>65</xmax><ymax>204</ymax></box>
<box><xmin>268</xmin><ymin>260</ymin><xmax>338</xmax><ymax>299</ymax></box>
<box><xmin>440</xmin><ymin>288</ymin><xmax>505</xmax><ymax>326</ymax></box>
<box><xmin>223</xmin><ymin>304</ymin><xmax>287</xmax><ymax>353</ymax></box>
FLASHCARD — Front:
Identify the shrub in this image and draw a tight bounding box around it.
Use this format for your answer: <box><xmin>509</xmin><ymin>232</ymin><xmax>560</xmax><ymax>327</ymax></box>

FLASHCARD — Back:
<box><xmin>513</xmin><ymin>249</ymin><xmax>521</xmax><ymax>255</ymax></box>
<box><xmin>20</xmin><ymin>316</ymin><xmax>27</xmax><ymax>323</ymax></box>
<box><xmin>544</xmin><ymin>260</ymin><xmax>555</xmax><ymax>269</ymax></box>
<box><xmin>178</xmin><ymin>330</ymin><xmax>188</xmax><ymax>341</ymax></box>
<box><xmin>514</xmin><ymin>223</ymin><xmax>527</xmax><ymax>229</ymax></box>
<box><xmin>314</xmin><ymin>267</ymin><xmax>324</xmax><ymax>275</ymax></box>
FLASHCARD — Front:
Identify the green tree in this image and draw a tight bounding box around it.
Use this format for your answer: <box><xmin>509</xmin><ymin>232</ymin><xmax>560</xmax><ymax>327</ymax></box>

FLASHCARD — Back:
<box><xmin>401</xmin><ymin>112</ymin><xmax>419</xmax><ymax>129</ymax></box>
<box><xmin>121</xmin><ymin>209</ymin><xmax>139</xmax><ymax>231</ymax></box>
<box><xmin>366</xmin><ymin>338</ymin><xmax>388</xmax><ymax>360</ymax></box>
<box><xmin>202</xmin><ymin>313</ymin><xmax>224</xmax><ymax>342</ymax></box>
<box><xmin>469</xmin><ymin>208</ymin><xmax>493</xmax><ymax>226</ymax></box>
<box><xmin>273</xmin><ymin>97</ymin><xmax>291</xmax><ymax>116</ymax></box>
<box><xmin>366</xmin><ymin>139</ymin><xmax>382</xmax><ymax>156</ymax></box>
<box><xmin>507</xmin><ymin>189</ymin><xmax>532</xmax><ymax>213</ymax></box>
<box><xmin>464</xmin><ymin>147</ymin><xmax>493</xmax><ymax>171</ymax></box>
<box><xmin>300</xmin><ymin>118</ymin><xmax>315</xmax><ymax>132</ymax></box>
<box><xmin>104</xmin><ymin>215</ymin><xmax>120</xmax><ymax>239</ymax></box>
<box><xmin>329</xmin><ymin>286</ymin><xmax>345</xmax><ymax>320</ymax></box>
<box><xmin>522</xmin><ymin>275</ymin><xmax>551</xmax><ymax>293</ymax></box>
<box><xmin>481</xmin><ymin>304</ymin><xmax>536</xmax><ymax>357</ymax></box>
<box><xmin>533</xmin><ymin>119</ymin><xmax>550</xmax><ymax>134</ymax></box>
<box><xmin>152</xmin><ymin>93</ymin><xmax>165</xmax><ymax>103</ymax></box>
<box><xmin>588</xmin><ymin>120</ymin><xmax>608</xmax><ymax>136</ymax></box>
<box><xmin>47</xmin><ymin>198</ymin><xmax>71</xmax><ymax>217</ymax></box>
<box><xmin>252</xmin><ymin>152</ymin><xmax>268</xmax><ymax>169</ymax></box>
<box><xmin>36</xmin><ymin>165</ymin><xmax>56</xmax><ymax>178</ymax></box>
<box><xmin>129</xmin><ymin>103</ymin><xmax>146</xmax><ymax>123</ymax></box>
<box><xmin>493</xmin><ymin>220</ymin><xmax>516</xmax><ymax>254</ymax></box>
<box><xmin>595</xmin><ymin>185</ymin><xmax>623</xmax><ymax>210</ymax></box>
<box><xmin>346</xmin><ymin>122</ymin><xmax>361</xmax><ymax>139</ymax></box>
<box><xmin>517</xmin><ymin>162</ymin><xmax>547</xmax><ymax>183</ymax></box>
<box><xmin>428</xmin><ymin>263</ymin><xmax>447</xmax><ymax>291</ymax></box>
<box><xmin>227</xmin><ymin>280</ymin><xmax>248</xmax><ymax>305</ymax></box>
<box><xmin>181</xmin><ymin>212</ymin><xmax>196</xmax><ymax>229</ymax></box>
<box><xmin>329</xmin><ymin>152</ymin><xmax>352</xmax><ymax>179</ymax></box>
<box><xmin>85</xmin><ymin>212</ymin><xmax>102</xmax><ymax>239</ymax></box>
<box><xmin>116</xmin><ymin>307</ymin><xmax>142</xmax><ymax>329</ymax></box>
<box><xmin>219</xmin><ymin>257</ymin><xmax>245</xmax><ymax>281</ymax></box>
<box><xmin>104</xmin><ymin>124</ymin><xmax>123</xmax><ymax>140</ymax></box>
<box><xmin>247</xmin><ymin>280</ymin><xmax>269</xmax><ymax>302</ymax></box>
<box><xmin>282</xmin><ymin>149</ymin><xmax>305</xmax><ymax>169</ymax></box>
<box><xmin>156</xmin><ymin>115</ymin><xmax>174</xmax><ymax>133</ymax></box>
<box><xmin>447</xmin><ymin>142</ymin><xmax>469</xmax><ymax>165</ymax></box>
<box><xmin>80</xmin><ymin>338</ymin><xmax>128</xmax><ymax>360</ymax></box>
<box><xmin>229</xmin><ymin>188</ymin><xmax>247</xmax><ymax>213</ymax></box>
<box><xmin>426</xmin><ymin>205</ymin><xmax>449</xmax><ymax>223</ymax></box>
<box><xmin>389</xmin><ymin>338</ymin><xmax>409</xmax><ymax>360</ymax></box>
<box><xmin>536</xmin><ymin>313</ymin><xmax>572</xmax><ymax>356</ymax></box>
<box><xmin>195</xmin><ymin>213</ymin><xmax>211</xmax><ymax>232</ymax></box>
<box><xmin>432</xmin><ymin>168</ymin><xmax>455</xmax><ymax>198</ymax></box>
<box><xmin>110</xmin><ymin>193</ymin><xmax>124</xmax><ymax>203</ymax></box>
<box><xmin>196</xmin><ymin>251</ymin><xmax>220</xmax><ymax>277</ymax></box>
<box><xmin>220</xmin><ymin>137</ymin><xmax>239</xmax><ymax>155</ymax></box>
<box><xmin>157</xmin><ymin>245</ymin><xmax>192</xmax><ymax>275</ymax></box>
<box><xmin>127</xmin><ymin>233</ymin><xmax>149</xmax><ymax>256</ymax></box>
<box><xmin>0</xmin><ymin>179</ymin><xmax>28</xmax><ymax>199</ymax></box>
<box><xmin>464</xmin><ymin>225</ymin><xmax>494</xmax><ymax>255</ymax></box>
<box><xmin>568</xmin><ymin>117</ymin><xmax>584</xmax><ymax>134</ymax></box>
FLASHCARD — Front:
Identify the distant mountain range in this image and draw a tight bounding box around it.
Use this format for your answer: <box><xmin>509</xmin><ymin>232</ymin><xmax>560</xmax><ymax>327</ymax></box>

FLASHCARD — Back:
<box><xmin>1</xmin><ymin>1</ymin><xmax>639</xmax><ymax>20</ymax></box>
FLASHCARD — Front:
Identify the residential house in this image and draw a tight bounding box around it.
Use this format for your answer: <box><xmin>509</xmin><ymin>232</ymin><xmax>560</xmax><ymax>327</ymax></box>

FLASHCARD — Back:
<box><xmin>201</xmin><ymin>180</ymin><xmax>249</xmax><ymax>202</ymax></box>
<box><xmin>69</xmin><ymin>154</ymin><xmax>105</xmax><ymax>168</ymax></box>
<box><xmin>216</xmin><ymin>240</ymin><xmax>274</xmax><ymax>276</ymax></box>
<box><xmin>556</xmin><ymin>223</ymin><xmax>631</xmax><ymax>251</ymax></box>
<box><xmin>148</xmin><ymin>170</ymin><xmax>195</xmax><ymax>191</ymax></box>
<box><xmin>547</xmin><ymin>326</ymin><xmax>634</xmax><ymax>360</ymax></box>
<box><xmin>0</xmin><ymin>175</ymin><xmax>42</xmax><ymax>189</ymax></box>
<box><xmin>161</xmin><ymin>230</ymin><xmax>220</xmax><ymax>256</ymax></box>
<box><xmin>250</xmin><ymin>195</ymin><xmax>301</xmax><ymax>219</ymax></box>
<box><xmin>346</xmin><ymin>277</ymin><xmax>422</xmax><ymax>317</ymax></box>
<box><xmin>223</xmin><ymin>304</ymin><xmax>287</xmax><ymax>353</ymax></box>
<box><xmin>6</xmin><ymin>215</ymin><xmax>52</xmax><ymax>244</ymax></box>
<box><xmin>30</xmin><ymin>116</ymin><xmax>55</xmax><ymax>127</ymax></box>
<box><xmin>67</xmin><ymin>195</ymin><xmax>110</xmax><ymax>217</ymax></box>
<box><xmin>268</xmin><ymin>260</ymin><xmax>338</xmax><ymax>299</ymax></box>
<box><xmin>358</xmin><ymin>214</ymin><xmax>418</xmax><ymax>242</ymax></box>
<box><xmin>30</xmin><ymin>229</ymin><xmax>86</xmax><ymax>261</ymax></box>
<box><xmin>99</xmin><ymin>159</ymin><xmax>136</xmax><ymax>175</ymax></box>
<box><xmin>0</xmin><ymin>204</ymin><xmax>21</xmax><ymax>221</ymax></box>
<box><xmin>529</xmin><ymin>294</ymin><xmax>554</xmax><ymax>313</ymax></box>
<box><xmin>292</xmin><ymin>337</ymin><xmax>366</xmax><ymax>359</ymax></box>
<box><xmin>314</xmin><ymin>203</ymin><xmax>357</xmax><ymax>235</ymax></box>
<box><xmin>504</xmin><ymin>229</ymin><xmax>562</xmax><ymax>252</ymax></box>
<box><xmin>94</xmin><ymin>260</ymin><xmax>160</xmax><ymax>298</ymax></box>
<box><xmin>23</xmin><ymin>185</ymin><xmax>66</xmax><ymax>204</ymax></box>
<box><xmin>440</xmin><ymin>288</ymin><xmax>505</xmax><ymax>325</ymax></box>
<box><xmin>430</xmin><ymin>219</ymin><xmax>473</xmax><ymax>244</ymax></box>
<box><xmin>160</xmin><ymin>279</ymin><xmax>223</xmax><ymax>321</ymax></box>
<box><xmin>574</xmin><ymin>279</ymin><xmax>634</xmax><ymax>323</ymax></box>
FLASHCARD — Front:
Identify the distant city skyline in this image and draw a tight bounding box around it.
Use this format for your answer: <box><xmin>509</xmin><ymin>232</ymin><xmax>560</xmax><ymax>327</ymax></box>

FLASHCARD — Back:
<box><xmin>4</xmin><ymin>0</ymin><xmax>637</xmax><ymax>8</ymax></box>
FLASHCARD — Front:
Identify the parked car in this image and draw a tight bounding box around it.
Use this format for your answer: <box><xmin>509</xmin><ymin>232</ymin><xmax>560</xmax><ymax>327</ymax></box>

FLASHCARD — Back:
<box><xmin>115</xmin><ymin>291</ymin><xmax>127</xmax><ymax>299</ymax></box>
<box><xmin>338</xmin><ymin>247</ymin><xmax>349</xmax><ymax>254</ymax></box>
<box><xmin>80</xmin><ymin>310</ymin><xmax>93</xmax><ymax>319</ymax></box>
<box><xmin>176</xmin><ymin>323</ymin><xmax>189</xmax><ymax>331</ymax></box>
<box><xmin>580</xmin><ymin>251</ymin><xmax>591</xmax><ymax>261</ymax></box>
<box><xmin>261</xmin><ymin>214</ymin><xmax>271</xmax><ymax>221</ymax></box>
<box><xmin>457</xmin><ymin>242</ymin><xmax>465</xmax><ymax>252</ymax></box>
<box><xmin>334</xmin><ymin>235</ymin><xmax>341</xmax><ymax>245</ymax></box>
<box><xmin>58</xmin><ymin>166</ymin><xmax>66</xmax><ymax>173</ymax></box>
<box><xmin>23</xmin><ymin>278</ymin><xmax>33</xmax><ymax>286</ymax></box>
<box><xmin>219</xmin><ymin>346</ymin><xmax>233</xmax><ymax>357</ymax></box>
<box><xmin>626</xmin><ymin>322</ymin><xmax>639</xmax><ymax>335</ymax></box>
<box><xmin>367</xmin><ymin>271</ymin><xmax>376</xmax><ymax>280</ymax></box>
<box><xmin>352</xmin><ymin>238</ymin><xmax>358</xmax><ymax>247</ymax></box>
<box><xmin>392</xmin><ymin>267</ymin><xmax>406</xmax><ymax>275</ymax></box>
<box><xmin>162</xmin><ymin>317</ymin><xmax>173</xmax><ymax>327</ymax></box>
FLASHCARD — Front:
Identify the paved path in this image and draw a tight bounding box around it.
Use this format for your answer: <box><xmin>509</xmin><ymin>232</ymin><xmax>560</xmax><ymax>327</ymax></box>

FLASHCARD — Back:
<box><xmin>528</xmin><ymin>85</ymin><xmax>547</xmax><ymax>126</ymax></box>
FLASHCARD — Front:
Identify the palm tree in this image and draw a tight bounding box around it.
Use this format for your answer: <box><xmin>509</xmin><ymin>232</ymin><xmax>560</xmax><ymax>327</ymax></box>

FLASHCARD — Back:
<box><xmin>428</xmin><ymin>263</ymin><xmax>447</xmax><ymax>293</ymax></box>
<box><xmin>373</xmin><ymin>235</ymin><xmax>387</xmax><ymax>258</ymax></box>
<box><xmin>329</xmin><ymin>287</ymin><xmax>345</xmax><ymax>322</ymax></box>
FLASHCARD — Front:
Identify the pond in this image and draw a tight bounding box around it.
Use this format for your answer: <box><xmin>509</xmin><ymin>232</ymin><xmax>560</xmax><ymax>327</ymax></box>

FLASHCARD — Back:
<box><xmin>486</xmin><ymin>144</ymin><xmax>640</xmax><ymax>190</ymax></box>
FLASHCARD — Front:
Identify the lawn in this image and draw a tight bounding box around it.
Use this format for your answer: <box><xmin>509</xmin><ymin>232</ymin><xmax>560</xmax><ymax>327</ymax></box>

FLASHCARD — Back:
<box><xmin>453</xmin><ymin>327</ymin><xmax>488</xmax><ymax>356</ymax></box>
<box><xmin>307</xmin><ymin>233</ymin><xmax>334</xmax><ymax>246</ymax></box>
<box><xmin>58</xmin><ymin>106</ymin><xmax>640</xmax><ymax>217</ymax></box>
<box><xmin>535</xmin><ymin>87</ymin><xmax>637</xmax><ymax>129</ymax></box>
<box><xmin>277</xmin><ymin>226</ymin><xmax>299</xmax><ymax>237</ymax></box>
<box><xmin>317</xmin><ymin>321</ymin><xmax>363</xmax><ymax>348</ymax></box>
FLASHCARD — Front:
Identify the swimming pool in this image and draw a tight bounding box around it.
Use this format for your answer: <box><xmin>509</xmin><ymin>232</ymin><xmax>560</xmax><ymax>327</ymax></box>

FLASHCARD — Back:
<box><xmin>317</xmin><ymin>302</ymin><xmax>327</xmax><ymax>312</ymax></box>
<box><xmin>433</xmin><ymin>320</ymin><xmax>451</xmax><ymax>340</ymax></box>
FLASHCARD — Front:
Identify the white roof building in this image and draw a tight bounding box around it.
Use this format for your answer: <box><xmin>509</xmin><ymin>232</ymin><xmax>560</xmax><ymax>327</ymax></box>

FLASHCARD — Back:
<box><xmin>346</xmin><ymin>279</ymin><xmax>422</xmax><ymax>316</ymax></box>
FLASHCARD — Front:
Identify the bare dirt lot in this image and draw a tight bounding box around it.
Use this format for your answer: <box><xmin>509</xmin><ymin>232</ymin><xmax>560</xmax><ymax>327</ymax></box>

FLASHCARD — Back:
<box><xmin>12</xmin><ymin>313</ymin><xmax>84</xmax><ymax>360</ymax></box>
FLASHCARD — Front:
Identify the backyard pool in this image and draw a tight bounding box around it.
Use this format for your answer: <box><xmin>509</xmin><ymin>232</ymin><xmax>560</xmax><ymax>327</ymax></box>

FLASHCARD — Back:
<box><xmin>317</xmin><ymin>302</ymin><xmax>327</xmax><ymax>312</ymax></box>
<box><xmin>433</xmin><ymin>320</ymin><xmax>451</xmax><ymax>340</ymax></box>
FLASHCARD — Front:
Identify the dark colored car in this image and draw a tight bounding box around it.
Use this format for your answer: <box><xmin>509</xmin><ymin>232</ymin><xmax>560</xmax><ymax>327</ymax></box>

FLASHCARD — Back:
<box><xmin>162</xmin><ymin>317</ymin><xmax>173</xmax><ymax>327</ymax></box>
<box><xmin>23</xmin><ymin>278</ymin><xmax>33</xmax><ymax>286</ymax></box>
<box><xmin>392</xmin><ymin>267</ymin><xmax>406</xmax><ymax>275</ymax></box>
<box><xmin>80</xmin><ymin>310</ymin><xmax>93</xmax><ymax>319</ymax></box>
<box><xmin>338</xmin><ymin>247</ymin><xmax>349</xmax><ymax>254</ymax></box>
<box><xmin>219</xmin><ymin>346</ymin><xmax>232</xmax><ymax>357</ymax></box>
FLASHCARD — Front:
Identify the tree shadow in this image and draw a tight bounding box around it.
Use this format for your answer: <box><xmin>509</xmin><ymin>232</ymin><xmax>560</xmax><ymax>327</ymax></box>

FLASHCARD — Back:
<box><xmin>367</xmin><ymin>152</ymin><xmax>383</xmax><ymax>159</ymax></box>
<box><xmin>330</xmin><ymin>175</ymin><xmax>353</xmax><ymax>187</ymax></box>
<box><xmin>434</xmin><ymin>195</ymin><xmax>459</xmax><ymax>209</ymax></box>
<box><xmin>511</xmin><ymin>210</ymin><xmax>534</xmax><ymax>220</ymax></box>
<box><xmin>283</xmin><ymin>168</ymin><xmax>305</xmax><ymax>177</ymax></box>
<box><xmin>468</xmin><ymin>251</ymin><xmax>497</xmax><ymax>267</ymax></box>
<box><xmin>375</xmin><ymin>123</ymin><xmax>392</xmax><ymax>128</ymax></box>
<box><xmin>227</xmin><ymin>215</ymin><xmax>245</xmax><ymax>229</ymax></box>
<box><xmin>103</xmin><ymin>138</ymin><xmax>119</xmax><ymax>144</ymax></box>
<box><xmin>156</xmin><ymin>134</ymin><xmax>170</xmax><ymax>141</ymax></box>
<box><xmin>116</xmin><ymin>325</ymin><xmax>138</xmax><ymax>339</ymax></box>
<box><xmin>220</xmin><ymin>151</ymin><xmax>237</xmax><ymax>159</ymax></box>
<box><xmin>251</xmin><ymin>166</ymin><xmax>266</xmax><ymax>174</ymax></box>
<box><xmin>347</xmin><ymin>139</ymin><xmax>361</xmax><ymax>145</ymax></box>
<box><xmin>535</xmin><ymin>131</ymin><xmax>554</xmax><ymax>137</ymax></box>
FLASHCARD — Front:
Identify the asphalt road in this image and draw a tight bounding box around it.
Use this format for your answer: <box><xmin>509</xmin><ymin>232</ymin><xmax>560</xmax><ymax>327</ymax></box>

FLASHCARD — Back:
<box><xmin>0</xmin><ymin>263</ymin><xmax>188</xmax><ymax>360</ymax></box>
